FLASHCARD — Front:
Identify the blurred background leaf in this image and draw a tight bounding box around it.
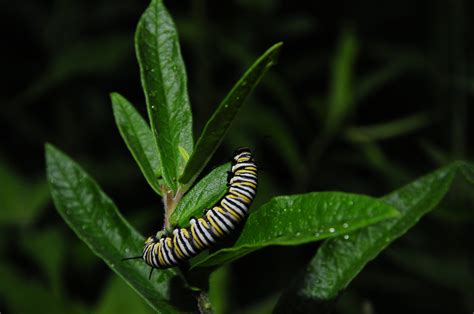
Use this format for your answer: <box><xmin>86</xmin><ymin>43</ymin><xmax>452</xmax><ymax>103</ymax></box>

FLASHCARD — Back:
<box><xmin>324</xmin><ymin>29</ymin><xmax>358</xmax><ymax>136</ymax></box>
<box><xmin>0</xmin><ymin>158</ymin><xmax>50</xmax><ymax>225</ymax></box>
<box><xmin>0</xmin><ymin>263</ymin><xmax>86</xmax><ymax>314</ymax></box>
<box><xmin>94</xmin><ymin>276</ymin><xmax>154</xmax><ymax>314</ymax></box>
<box><xmin>20</xmin><ymin>228</ymin><xmax>65</xmax><ymax>296</ymax></box>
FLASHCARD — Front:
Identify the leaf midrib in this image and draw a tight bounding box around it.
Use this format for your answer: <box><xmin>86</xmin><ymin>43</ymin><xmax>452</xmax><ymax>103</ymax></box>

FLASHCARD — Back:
<box><xmin>48</xmin><ymin>148</ymin><xmax>173</xmax><ymax>313</ymax></box>
<box><xmin>152</xmin><ymin>5</ymin><xmax>178</xmax><ymax>179</ymax></box>
<box><xmin>194</xmin><ymin>212</ymin><xmax>398</xmax><ymax>267</ymax></box>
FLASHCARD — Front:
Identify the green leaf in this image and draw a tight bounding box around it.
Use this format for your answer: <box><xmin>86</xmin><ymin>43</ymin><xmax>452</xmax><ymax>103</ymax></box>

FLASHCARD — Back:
<box><xmin>136</xmin><ymin>0</ymin><xmax>193</xmax><ymax>192</ymax></box>
<box><xmin>169</xmin><ymin>163</ymin><xmax>229</xmax><ymax>227</ymax></box>
<box><xmin>192</xmin><ymin>192</ymin><xmax>399</xmax><ymax>268</ymax></box>
<box><xmin>324</xmin><ymin>29</ymin><xmax>358</xmax><ymax>136</ymax></box>
<box><xmin>111</xmin><ymin>92</ymin><xmax>162</xmax><ymax>195</ymax></box>
<box><xmin>293</xmin><ymin>161</ymin><xmax>473</xmax><ymax>302</ymax></box>
<box><xmin>45</xmin><ymin>144</ymin><xmax>179</xmax><ymax>313</ymax></box>
<box><xmin>179</xmin><ymin>42</ymin><xmax>283</xmax><ymax>188</ymax></box>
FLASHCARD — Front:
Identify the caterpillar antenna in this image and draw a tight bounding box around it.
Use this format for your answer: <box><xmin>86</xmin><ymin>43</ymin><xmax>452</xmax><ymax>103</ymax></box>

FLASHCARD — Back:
<box><xmin>149</xmin><ymin>268</ymin><xmax>155</xmax><ymax>280</ymax></box>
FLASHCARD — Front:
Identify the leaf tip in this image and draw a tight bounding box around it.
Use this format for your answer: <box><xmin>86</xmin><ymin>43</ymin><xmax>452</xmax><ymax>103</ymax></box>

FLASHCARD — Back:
<box><xmin>44</xmin><ymin>143</ymin><xmax>62</xmax><ymax>186</ymax></box>
<box><xmin>263</xmin><ymin>42</ymin><xmax>284</xmax><ymax>68</ymax></box>
<box><xmin>110</xmin><ymin>92</ymin><xmax>123</xmax><ymax>106</ymax></box>
<box><xmin>269</xmin><ymin>42</ymin><xmax>284</xmax><ymax>59</ymax></box>
<box><xmin>44</xmin><ymin>141</ymin><xmax>53</xmax><ymax>151</ymax></box>
<box><xmin>274</xmin><ymin>41</ymin><xmax>284</xmax><ymax>49</ymax></box>
<box><xmin>44</xmin><ymin>142</ymin><xmax>58</xmax><ymax>159</ymax></box>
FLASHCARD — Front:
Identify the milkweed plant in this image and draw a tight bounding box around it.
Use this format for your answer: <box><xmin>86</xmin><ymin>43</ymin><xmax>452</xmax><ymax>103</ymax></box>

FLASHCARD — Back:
<box><xmin>45</xmin><ymin>0</ymin><xmax>474</xmax><ymax>313</ymax></box>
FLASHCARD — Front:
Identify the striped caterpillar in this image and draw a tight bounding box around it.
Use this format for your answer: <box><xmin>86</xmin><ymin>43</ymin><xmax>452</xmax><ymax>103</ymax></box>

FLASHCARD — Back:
<box><xmin>124</xmin><ymin>148</ymin><xmax>257</xmax><ymax>272</ymax></box>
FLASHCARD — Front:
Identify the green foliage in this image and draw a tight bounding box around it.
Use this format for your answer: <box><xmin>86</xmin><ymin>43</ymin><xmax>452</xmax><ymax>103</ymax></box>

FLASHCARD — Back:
<box><xmin>170</xmin><ymin>163</ymin><xmax>229</xmax><ymax>227</ymax></box>
<box><xmin>193</xmin><ymin>192</ymin><xmax>399</xmax><ymax>268</ymax></box>
<box><xmin>94</xmin><ymin>276</ymin><xmax>154</xmax><ymax>314</ymax></box>
<box><xmin>135</xmin><ymin>0</ymin><xmax>193</xmax><ymax>192</ymax></box>
<box><xmin>179</xmin><ymin>42</ymin><xmax>283</xmax><ymax>188</ymax></box>
<box><xmin>290</xmin><ymin>162</ymin><xmax>473</xmax><ymax>304</ymax></box>
<box><xmin>111</xmin><ymin>93</ymin><xmax>163</xmax><ymax>195</ymax></box>
<box><xmin>34</xmin><ymin>0</ymin><xmax>474</xmax><ymax>313</ymax></box>
<box><xmin>325</xmin><ymin>29</ymin><xmax>358</xmax><ymax>136</ymax></box>
<box><xmin>45</xmin><ymin>144</ymin><xmax>178</xmax><ymax>313</ymax></box>
<box><xmin>344</xmin><ymin>111</ymin><xmax>431</xmax><ymax>143</ymax></box>
<box><xmin>208</xmin><ymin>265</ymin><xmax>231</xmax><ymax>314</ymax></box>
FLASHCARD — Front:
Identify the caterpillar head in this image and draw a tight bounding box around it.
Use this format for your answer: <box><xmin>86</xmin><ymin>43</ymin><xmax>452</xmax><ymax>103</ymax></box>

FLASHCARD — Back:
<box><xmin>144</xmin><ymin>236</ymin><xmax>156</xmax><ymax>244</ymax></box>
<box><xmin>233</xmin><ymin>147</ymin><xmax>252</xmax><ymax>163</ymax></box>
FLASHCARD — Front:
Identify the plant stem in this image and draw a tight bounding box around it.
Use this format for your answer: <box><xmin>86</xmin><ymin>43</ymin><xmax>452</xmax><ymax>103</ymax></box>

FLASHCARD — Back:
<box><xmin>162</xmin><ymin>186</ymin><xmax>184</xmax><ymax>230</ymax></box>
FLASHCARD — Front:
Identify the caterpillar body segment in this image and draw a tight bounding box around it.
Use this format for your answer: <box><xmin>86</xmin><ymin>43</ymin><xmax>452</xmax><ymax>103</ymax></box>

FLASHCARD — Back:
<box><xmin>142</xmin><ymin>148</ymin><xmax>257</xmax><ymax>269</ymax></box>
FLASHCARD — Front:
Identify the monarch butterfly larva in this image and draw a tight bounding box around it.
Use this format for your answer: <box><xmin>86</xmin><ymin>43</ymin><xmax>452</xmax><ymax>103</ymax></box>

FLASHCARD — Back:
<box><xmin>123</xmin><ymin>148</ymin><xmax>257</xmax><ymax>275</ymax></box>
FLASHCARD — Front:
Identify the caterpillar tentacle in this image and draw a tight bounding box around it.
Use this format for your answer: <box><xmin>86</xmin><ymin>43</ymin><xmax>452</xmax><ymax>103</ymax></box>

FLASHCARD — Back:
<box><xmin>141</xmin><ymin>147</ymin><xmax>257</xmax><ymax>269</ymax></box>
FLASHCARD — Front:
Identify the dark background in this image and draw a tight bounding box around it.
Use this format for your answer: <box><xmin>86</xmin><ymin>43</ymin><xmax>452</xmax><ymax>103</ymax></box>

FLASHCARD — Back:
<box><xmin>1</xmin><ymin>0</ymin><xmax>473</xmax><ymax>313</ymax></box>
